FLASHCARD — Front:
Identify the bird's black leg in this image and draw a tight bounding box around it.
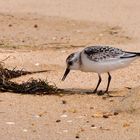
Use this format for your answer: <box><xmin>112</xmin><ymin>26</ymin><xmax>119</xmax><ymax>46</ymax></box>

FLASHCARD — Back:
<box><xmin>93</xmin><ymin>74</ymin><xmax>102</xmax><ymax>93</ymax></box>
<box><xmin>105</xmin><ymin>72</ymin><xmax>111</xmax><ymax>93</ymax></box>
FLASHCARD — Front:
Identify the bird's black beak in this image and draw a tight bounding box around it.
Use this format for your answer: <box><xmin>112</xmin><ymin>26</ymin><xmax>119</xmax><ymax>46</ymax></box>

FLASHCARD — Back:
<box><xmin>62</xmin><ymin>68</ymin><xmax>70</xmax><ymax>81</ymax></box>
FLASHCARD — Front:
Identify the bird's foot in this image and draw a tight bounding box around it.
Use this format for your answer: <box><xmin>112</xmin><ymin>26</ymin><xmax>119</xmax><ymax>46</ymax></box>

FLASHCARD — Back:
<box><xmin>104</xmin><ymin>90</ymin><xmax>113</xmax><ymax>97</ymax></box>
<box><xmin>93</xmin><ymin>89</ymin><xmax>97</xmax><ymax>94</ymax></box>
<box><xmin>93</xmin><ymin>90</ymin><xmax>113</xmax><ymax>97</ymax></box>
<box><xmin>104</xmin><ymin>90</ymin><xmax>109</xmax><ymax>94</ymax></box>
<box><xmin>93</xmin><ymin>90</ymin><xmax>106</xmax><ymax>96</ymax></box>
<box><xmin>97</xmin><ymin>90</ymin><xmax>105</xmax><ymax>96</ymax></box>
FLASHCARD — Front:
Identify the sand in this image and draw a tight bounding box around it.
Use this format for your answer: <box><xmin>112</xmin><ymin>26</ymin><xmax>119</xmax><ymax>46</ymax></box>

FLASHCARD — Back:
<box><xmin>0</xmin><ymin>0</ymin><xmax>140</xmax><ymax>140</ymax></box>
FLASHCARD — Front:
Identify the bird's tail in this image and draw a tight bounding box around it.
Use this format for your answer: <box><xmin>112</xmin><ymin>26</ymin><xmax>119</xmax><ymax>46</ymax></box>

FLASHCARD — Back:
<box><xmin>134</xmin><ymin>52</ymin><xmax>140</xmax><ymax>56</ymax></box>
<box><xmin>125</xmin><ymin>51</ymin><xmax>140</xmax><ymax>56</ymax></box>
<box><xmin>121</xmin><ymin>51</ymin><xmax>140</xmax><ymax>59</ymax></box>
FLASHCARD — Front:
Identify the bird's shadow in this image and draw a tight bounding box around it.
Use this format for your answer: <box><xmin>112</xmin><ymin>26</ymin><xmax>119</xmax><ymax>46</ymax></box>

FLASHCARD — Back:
<box><xmin>1</xmin><ymin>86</ymin><xmax>130</xmax><ymax>98</ymax></box>
<box><xmin>57</xmin><ymin>88</ymin><xmax>126</xmax><ymax>97</ymax></box>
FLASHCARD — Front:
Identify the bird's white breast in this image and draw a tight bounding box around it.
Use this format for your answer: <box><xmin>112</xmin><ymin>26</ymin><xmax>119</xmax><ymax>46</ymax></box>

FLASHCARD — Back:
<box><xmin>80</xmin><ymin>52</ymin><xmax>136</xmax><ymax>73</ymax></box>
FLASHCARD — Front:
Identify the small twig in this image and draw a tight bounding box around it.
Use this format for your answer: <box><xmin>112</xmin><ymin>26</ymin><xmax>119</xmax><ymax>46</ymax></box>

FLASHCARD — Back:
<box><xmin>0</xmin><ymin>55</ymin><xmax>11</xmax><ymax>63</ymax></box>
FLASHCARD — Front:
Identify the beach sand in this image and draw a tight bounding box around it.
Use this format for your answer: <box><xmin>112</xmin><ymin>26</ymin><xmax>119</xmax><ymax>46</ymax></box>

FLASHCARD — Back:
<box><xmin>0</xmin><ymin>0</ymin><xmax>140</xmax><ymax>140</ymax></box>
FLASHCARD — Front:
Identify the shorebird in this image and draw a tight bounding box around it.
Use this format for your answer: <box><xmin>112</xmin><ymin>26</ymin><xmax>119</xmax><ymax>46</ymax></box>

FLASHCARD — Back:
<box><xmin>62</xmin><ymin>45</ymin><xmax>140</xmax><ymax>94</ymax></box>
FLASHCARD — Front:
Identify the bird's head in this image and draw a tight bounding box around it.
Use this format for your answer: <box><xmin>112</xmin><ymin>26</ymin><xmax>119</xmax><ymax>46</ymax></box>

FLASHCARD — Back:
<box><xmin>62</xmin><ymin>52</ymin><xmax>80</xmax><ymax>81</ymax></box>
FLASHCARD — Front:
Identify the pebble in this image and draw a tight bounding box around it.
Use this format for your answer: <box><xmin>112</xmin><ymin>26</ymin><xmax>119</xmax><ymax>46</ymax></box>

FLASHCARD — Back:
<box><xmin>90</xmin><ymin>107</ymin><xmax>94</xmax><ymax>109</ymax></box>
<box><xmin>33</xmin><ymin>115</ymin><xmax>40</xmax><ymax>118</ymax></box>
<box><xmin>114</xmin><ymin>112</ymin><xmax>119</xmax><ymax>115</ymax></box>
<box><xmin>91</xmin><ymin>124</ymin><xmax>95</xmax><ymax>127</ymax></box>
<box><xmin>60</xmin><ymin>114</ymin><xmax>68</xmax><ymax>118</ymax></box>
<box><xmin>62</xmin><ymin>100</ymin><xmax>67</xmax><ymax>104</ymax></box>
<box><xmin>123</xmin><ymin>123</ymin><xmax>130</xmax><ymax>127</ymax></box>
<box><xmin>91</xmin><ymin>125</ymin><xmax>97</xmax><ymax>129</ymax></box>
<box><xmin>56</xmin><ymin>120</ymin><xmax>61</xmax><ymax>123</ymax></box>
<box><xmin>69</xmin><ymin>109</ymin><xmax>77</xmax><ymax>113</ymax></box>
<box><xmin>35</xmin><ymin>63</ymin><xmax>40</xmax><ymax>66</ymax></box>
<box><xmin>103</xmin><ymin>114</ymin><xmax>109</xmax><ymax>118</ymax></box>
<box><xmin>8</xmin><ymin>24</ymin><xmax>12</xmax><ymax>27</ymax></box>
<box><xmin>34</xmin><ymin>24</ymin><xmax>38</xmax><ymax>28</ymax></box>
<box><xmin>6</xmin><ymin>122</ymin><xmax>15</xmax><ymax>125</ymax></box>
<box><xmin>92</xmin><ymin>113</ymin><xmax>102</xmax><ymax>118</ymax></box>
<box><xmin>91</xmin><ymin>126</ymin><xmax>97</xmax><ymax>129</ymax></box>
<box><xmin>75</xmin><ymin>135</ymin><xmax>80</xmax><ymax>139</ymax></box>
<box><xmin>23</xmin><ymin>129</ymin><xmax>28</xmax><ymax>132</ymax></box>
<box><xmin>99</xmin><ymin>126</ymin><xmax>110</xmax><ymax>131</ymax></box>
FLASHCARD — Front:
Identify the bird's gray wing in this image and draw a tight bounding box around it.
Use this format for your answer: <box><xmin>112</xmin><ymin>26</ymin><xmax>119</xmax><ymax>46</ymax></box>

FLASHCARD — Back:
<box><xmin>83</xmin><ymin>46</ymin><xmax>125</xmax><ymax>62</ymax></box>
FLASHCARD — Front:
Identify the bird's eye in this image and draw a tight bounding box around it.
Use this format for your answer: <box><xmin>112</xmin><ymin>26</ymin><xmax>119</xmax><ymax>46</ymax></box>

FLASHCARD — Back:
<box><xmin>68</xmin><ymin>61</ymin><xmax>73</xmax><ymax>65</ymax></box>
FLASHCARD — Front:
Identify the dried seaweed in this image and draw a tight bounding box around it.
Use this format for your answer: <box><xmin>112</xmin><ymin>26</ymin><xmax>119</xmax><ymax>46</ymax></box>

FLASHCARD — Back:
<box><xmin>0</xmin><ymin>78</ymin><xmax>57</xmax><ymax>94</ymax></box>
<box><xmin>0</xmin><ymin>67</ymin><xmax>49</xmax><ymax>80</ymax></box>
<box><xmin>0</xmin><ymin>58</ymin><xmax>57</xmax><ymax>94</ymax></box>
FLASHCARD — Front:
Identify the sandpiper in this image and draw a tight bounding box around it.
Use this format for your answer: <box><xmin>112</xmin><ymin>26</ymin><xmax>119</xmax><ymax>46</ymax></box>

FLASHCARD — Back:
<box><xmin>62</xmin><ymin>45</ymin><xmax>140</xmax><ymax>94</ymax></box>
